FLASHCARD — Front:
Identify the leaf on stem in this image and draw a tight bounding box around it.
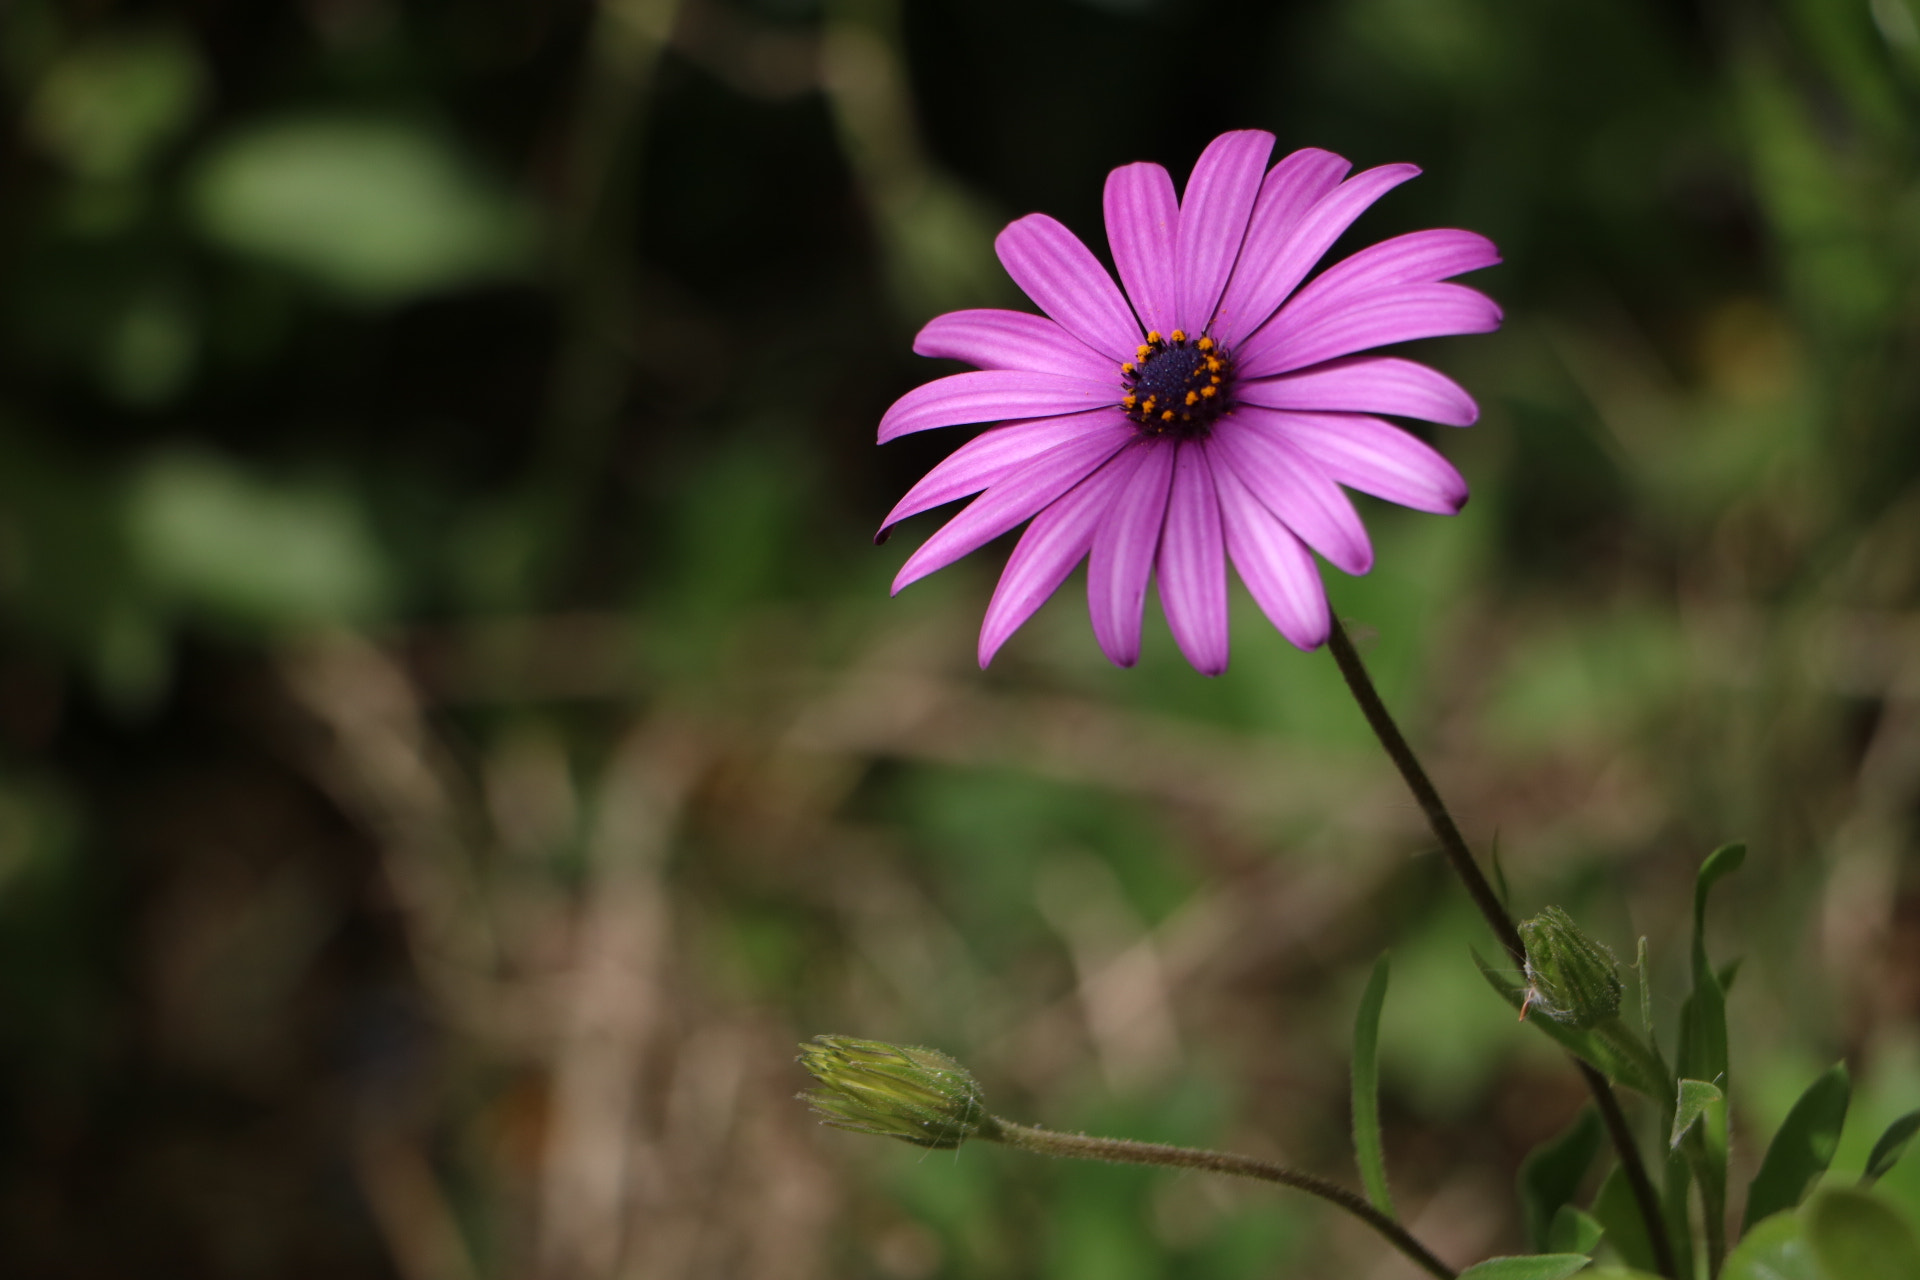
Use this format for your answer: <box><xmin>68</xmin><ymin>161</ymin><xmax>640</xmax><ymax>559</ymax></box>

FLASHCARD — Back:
<box><xmin>1862</xmin><ymin>1110</ymin><xmax>1920</xmax><ymax>1186</ymax></box>
<box><xmin>1591</xmin><ymin>1164</ymin><xmax>1658</xmax><ymax>1276</ymax></box>
<box><xmin>1351</xmin><ymin>953</ymin><xmax>1396</xmax><ymax>1219</ymax></box>
<box><xmin>1520</xmin><ymin>1106</ymin><xmax>1603</xmax><ymax>1252</ymax></box>
<box><xmin>1670</xmin><ymin>1079</ymin><xmax>1724</xmax><ymax>1150</ymax></box>
<box><xmin>1719</xmin><ymin>1211</ymin><xmax>1818</xmax><ymax>1280</ymax></box>
<box><xmin>1743</xmin><ymin>1061</ymin><xmax>1851</xmax><ymax>1230</ymax></box>
<box><xmin>1547</xmin><ymin>1204</ymin><xmax>1605</xmax><ymax>1256</ymax></box>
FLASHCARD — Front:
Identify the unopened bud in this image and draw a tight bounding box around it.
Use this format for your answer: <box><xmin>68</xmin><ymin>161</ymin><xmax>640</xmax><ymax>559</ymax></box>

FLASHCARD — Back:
<box><xmin>798</xmin><ymin>1036</ymin><xmax>988</xmax><ymax>1149</ymax></box>
<box><xmin>1519</xmin><ymin>907</ymin><xmax>1622</xmax><ymax>1030</ymax></box>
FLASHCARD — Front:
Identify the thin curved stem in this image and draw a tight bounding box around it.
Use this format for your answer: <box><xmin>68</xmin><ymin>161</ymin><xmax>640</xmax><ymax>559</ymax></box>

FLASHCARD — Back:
<box><xmin>1324</xmin><ymin>615</ymin><xmax>1678</xmax><ymax>1280</ymax></box>
<box><xmin>982</xmin><ymin>1117</ymin><xmax>1455</xmax><ymax>1280</ymax></box>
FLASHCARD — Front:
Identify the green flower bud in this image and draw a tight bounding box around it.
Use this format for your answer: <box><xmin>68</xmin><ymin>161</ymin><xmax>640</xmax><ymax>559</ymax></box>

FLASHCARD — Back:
<box><xmin>1519</xmin><ymin>907</ymin><xmax>1623</xmax><ymax>1030</ymax></box>
<box><xmin>798</xmin><ymin>1036</ymin><xmax>988</xmax><ymax>1150</ymax></box>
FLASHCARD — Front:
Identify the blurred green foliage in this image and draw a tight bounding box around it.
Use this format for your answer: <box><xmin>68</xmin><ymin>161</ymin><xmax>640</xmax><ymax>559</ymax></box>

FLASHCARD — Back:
<box><xmin>0</xmin><ymin>0</ymin><xmax>1917</xmax><ymax>1278</ymax></box>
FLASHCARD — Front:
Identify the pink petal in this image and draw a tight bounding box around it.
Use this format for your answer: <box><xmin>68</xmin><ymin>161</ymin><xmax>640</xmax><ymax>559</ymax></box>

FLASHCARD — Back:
<box><xmin>878</xmin><ymin>369</ymin><xmax>1118</xmax><ymax>443</ymax></box>
<box><xmin>1249</xmin><ymin>408</ymin><xmax>1468</xmax><ymax>514</ymax></box>
<box><xmin>978</xmin><ymin>445</ymin><xmax>1149</xmax><ymax>667</ymax></box>
<box><xmin>1087</xmin><ymin>440</ymin><xmax>1176</xmax><ymax>667</ymax></box>
<box><xmin>879</xmin><ymin>409</ymin><xmax>1132</xmax><ymax>533</ymax></box>
<box><xmin>892</xmin><ymin>426</ymin><xmax>1133</xmax><ymax>593</ymax></box>
<box><xmin>1209</xmin><ymin>163</ymin><xmax>1419</xmax><ymax>348</ymax></box>
<box><xmin>1209</xmin><ymin>450</ymin><xmax>1331</xmax><ymax>650</ymax></box>
<box><xmin>1210</xmin><ymin>148</ymin><xmax>1353</xmax><ymax>345</ymax></box>
<box><xmin>1257</xmin><ymin>229</ymin><xmax>1500</xmax><ymax>336</ymax></box>
<box><xmin>1157</xmin><ymin>442</ymin><xmax>1230</xmax><ymax>675</ymax></box>
<box><xmin>995</xmin><ymin>214</ymin><xmax>1143</xmax><ymax>363</ymax></box>
<box><xmin>1237</xmin><ymin>283</ymin><xmax>1503</xmax><ymax>380</ymax></box>
<box><xmin>913</xmin><ymin>309</ymin><xmax>1117</xmax><ymax>381</ymax></box>
<box><xmin>1105</xmin><ymin>163</ymin><xmax>1180</xmax><ymax>339</ymax></box>
<box><xmin>1174</xmin><ymin>130</ymin><xmax>1275</xmax><ymax>336</ymax></box>
<box><xmin>1236</xmin><ymin>355</ymin><xmax>1479</xmax><ymax>426</ymax></box>
<box><xmin>1209</xmin><ymin>417</ymin><xmax>1374</xmax><ymax>575</ymax></box>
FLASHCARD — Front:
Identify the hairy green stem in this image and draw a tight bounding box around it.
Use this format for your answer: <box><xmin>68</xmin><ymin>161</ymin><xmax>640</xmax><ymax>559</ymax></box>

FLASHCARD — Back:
<box><xmin>981</xmin><ymin>1116</ymin><xmax>1455</xmax><ymax>1280</ymax></box>
<box><xmin>1325</xmin><ymin>616</ymin><xmax>1678</xmax><ymax>1279</ymax></box>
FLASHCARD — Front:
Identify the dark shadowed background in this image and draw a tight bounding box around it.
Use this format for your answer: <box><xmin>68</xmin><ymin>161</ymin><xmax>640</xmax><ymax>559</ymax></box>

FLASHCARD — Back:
<box><xmin>1</xmin><ymin>0</ymin><xmax>1917</xmax><ymax>1277</ymax></box>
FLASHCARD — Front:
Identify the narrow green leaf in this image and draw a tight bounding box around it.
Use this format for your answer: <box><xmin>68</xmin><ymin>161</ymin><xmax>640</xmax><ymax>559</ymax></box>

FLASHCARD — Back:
<box><xmin>1521</xmin><ymin>1107</ymin><xmax>1604</xmax><ymax>1251</ymax></box>
<box><xmin>1693</xmin><ymin>844</ymin><xmax>1746</xmax><ymax>948</ymax></box>
<box><xmin>1456</xmin><ymin>1255</ymin><xmax>1591</xmax><ymax>1280</ymax></box>
<box><xmin>1635</xmin><ymin>937</ymin><xmax>1654</xmax><ymax>1047</ymax></box>
<box><xmin>1679</xmin><ymin>844</ymin><xmax>1742</xmax><ymax>1091</ymax></box>
<box><xmin>1862</xmin><ymin>1110</ymin><xmax>1920</xmax><ymax>1185</ymax></box>
<box><xmin>1720</xmin><ymin>1211</ymin><xmax>1819</xmax><ymax>1280</ymax></box>
<box><xmin>1743</xmin><ymin>1062</ymin><xmax>1851</xmax><ymax>1230</ymax></box>
<box><xmin>1491</xmin><ymin>834</ymin><xmax>1512</xmax><ymax>909</ymax></box>
<box><xmin>1805</xmin><ymin>1186</ymin><xmax>1920</xmax><ymax>1280</ymax></box>
<box><xmin>1547</xmin><ymin>1204</ymin><xmax>1605</xmax><ymax>1256</ymax></box>
<box><xmin>1661</xmin><ymin>1146</ymin><xmax>1697</xmax><ymax>1280</ymax></box>
<box><xmin>1671</xmin><ymin>1079</ymin><xmax>1725</xmax><ymax>1149</ymax></box>
<box><xmin>1351</xmin><ymin>953</ymin><xmax>1395</xmax><ymax>1219</ymax></box>
<box><xmin>1591</xmin><ymin>1164</ymin><xmax>1658</xmax><ymax>1276</ymax></box>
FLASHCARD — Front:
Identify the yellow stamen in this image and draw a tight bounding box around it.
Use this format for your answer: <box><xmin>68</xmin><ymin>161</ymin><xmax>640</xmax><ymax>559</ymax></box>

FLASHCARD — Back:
<box><xmin>1121</xmin><ymin>362</ymin><xmax>1135</xmax><ymax>375</ymax></box>
<box><xmin>1161</xmin><ymin>409</ymin><xmax>1175</xmax><ymax>421</ymax></box>
<box><xmin>1170</xmin><ymin>329</ymin><xmax>1186</xmax><ymax>344</ymax></box>
<box><xmin>1146</xmin><ymin>331</ymin><xmax>1161</xmax><ymax>345</ymax></box>
<box><xmin>1197</xmin><ymin>336</ymin><xmax>1214</xmax><ymax>352</ymax></box>
<box><xmin>1201</xmin><ymin>385</ymin><xmax>1217</xmax><ymax>398</ymax></box>
<box><xmin>1185</xmin><ymin>391</ymin><xmax>1199</xmax><ymax>406</ymax></box>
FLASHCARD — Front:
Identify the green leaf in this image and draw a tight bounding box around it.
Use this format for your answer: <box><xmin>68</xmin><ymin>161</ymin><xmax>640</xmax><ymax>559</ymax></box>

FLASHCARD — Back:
<box><xmin>1672</xmin><ymin>1079</ymin><xmax>1725</xmax><ymax>1149</ymax></box>
<box><xmin>1592</xmin><ymin>1164</ymin><xmax>1658</xmax><ymax>1275</ymax></box>
<box><xmin>1862</xmin><ymin>1110</ymin><xmax>1920</xmax><ymax>1185</ymax></box>
<box><xmin>1521</xmin><ymin>1107</ymin><xmax>1604</xmax><ymax>1251</ymax></box>
<box><xmin>1693</xmin><ymin>844</ymin><xmax>1747</xmax><ymax>944</ymax></box>
<box><xmin>1804</xmin><ymin>1186</ymin><xmax>1920</xmax><ymax>1280</ymax></box>
<box><xmin>1548</xmin><ymin>1204</ymin><xmax>1605</xmax><ymax>1256</ymax></box>
<box><xmin>1351</xmin><ymin>953</ymin><xmax>1396</xmax><ymax>1219</ymax></box>
<box><xmin>1678</xmin><ymin>844</ymin><xmax>1743</xmax><ymax>1090</ymax></box>
<box><xmin>1456</xmin><ymin>1255</ymin><xmax>1591</xmax><ymax>1280</ymax></box>
<box><xmin>1662</xmin><ymin>1146</ymin><xmax>1697</xmax><ymax>1280</ymax></box>
<box><xmin>1743</xmin><ymin>1062</ymin><xmax>1851</xmax><ymax>1230</ymax></box>
<box><xmin>1720</xmin><ymin>1211</ymin><xmax>1820</xmax><ymax>1280</ymax></box>
<box><xmin>1491</xmin><ymin>834</ymin><xmax>1512</xmax><ymax>908</ymax></box>
<box><xmin>1635</xmin><ymin>937</ymin><xmax>1654</xmax><ymax>1047</ymax></box>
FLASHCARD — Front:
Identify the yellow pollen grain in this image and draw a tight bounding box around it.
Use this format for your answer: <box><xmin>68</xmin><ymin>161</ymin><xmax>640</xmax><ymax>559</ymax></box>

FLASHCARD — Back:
<box><xmin>1185</xmin><ymin>391</ymin><xmax>1199</xmax><ymax>406</ymax></box>
<box><xmin>1146</xmin><ymin>331</ymin><xmax>1161</xmax><ymax>344</ymax></box>
<box><xmin>1201</xmin><ymin>385</ymin><xmax>1217</xmax><ymax>398</ymax></box>
<box><xmin>1198</xmin><ymin>336</ymin><xmax>1214</xmax><ymax>351</ymax></box>
<box><xmin>1136</xmin><ymin>346</ymin><xmax>1150</xmax><ymax>361</ymax></box>
<box><xmin>1121</xmin><ymin>362</ymin><xmax>1135</xmax><ymax>375</ymax></box>
<box><xmin>1161</xmin><ymin>409</ymin><xmax>1175</xmax><ymax>421</ymax></box>
<box><xmin>1170</xmin><ymin>329</ymin><xmax>1186</xmax><ymax>343</ymax></box>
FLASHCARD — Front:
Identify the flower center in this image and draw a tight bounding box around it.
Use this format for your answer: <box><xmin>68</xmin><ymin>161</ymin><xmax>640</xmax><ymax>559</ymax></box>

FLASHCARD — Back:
<box><xmin>1120</xmin><ymin>330</ymin><xmax>1231</xmax><ymax>439</ymax></box>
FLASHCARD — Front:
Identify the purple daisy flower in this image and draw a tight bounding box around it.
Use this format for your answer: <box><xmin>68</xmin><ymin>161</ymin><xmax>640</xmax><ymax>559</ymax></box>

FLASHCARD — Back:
<box><xmin>876</xmin><ymin>130</ymin><xmax>1501</xmax><ymax>675</ymax></box>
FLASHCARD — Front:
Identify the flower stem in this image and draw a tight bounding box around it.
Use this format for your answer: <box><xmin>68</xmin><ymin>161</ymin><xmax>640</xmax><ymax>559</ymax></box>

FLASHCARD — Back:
<box><xmin>1324</xmin><ymin>616</ymin><xmax>1678</xmax><ymax>1280</ymax></box>
<box><xmin>980</xmin><ymin>1116</ymin><xmax>1456</xmax><ymax>1280</ymax></box>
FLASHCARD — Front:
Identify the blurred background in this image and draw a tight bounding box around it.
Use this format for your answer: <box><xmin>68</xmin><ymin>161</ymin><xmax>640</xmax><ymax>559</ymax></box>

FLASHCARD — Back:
<box><xmin>1</xmin><ymin>0</ymin><xmax>1918</xmax><ymax>1276</ymax></box>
